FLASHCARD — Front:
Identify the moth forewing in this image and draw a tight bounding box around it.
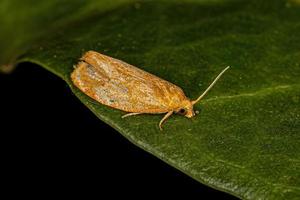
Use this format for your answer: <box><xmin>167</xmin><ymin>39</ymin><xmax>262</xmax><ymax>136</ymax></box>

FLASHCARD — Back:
<box><xmin>71</xmin><ymin>51</ymin><xmax>230</xmax><ymax>130</ymax></box>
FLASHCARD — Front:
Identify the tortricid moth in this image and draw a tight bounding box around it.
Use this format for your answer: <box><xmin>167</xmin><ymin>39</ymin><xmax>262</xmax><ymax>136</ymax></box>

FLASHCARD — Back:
<box><xmin>71</xmin><ymin>51</ymin><xmax>230</xmax><ymax>130</ymax></box>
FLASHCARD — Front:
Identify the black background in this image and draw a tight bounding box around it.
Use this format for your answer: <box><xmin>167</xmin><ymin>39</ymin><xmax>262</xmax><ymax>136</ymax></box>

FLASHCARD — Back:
<box><xmin>1</xmin><ymin>62</ymin><xmax>239</xmax><ymax>199</ymax></box>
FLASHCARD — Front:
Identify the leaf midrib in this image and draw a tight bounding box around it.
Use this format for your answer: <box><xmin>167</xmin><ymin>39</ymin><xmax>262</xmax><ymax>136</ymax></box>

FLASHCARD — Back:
<box><xmin>202</xmin><ymin>84</ymin><xmax>299</xmax><ymax>103</ymax></box>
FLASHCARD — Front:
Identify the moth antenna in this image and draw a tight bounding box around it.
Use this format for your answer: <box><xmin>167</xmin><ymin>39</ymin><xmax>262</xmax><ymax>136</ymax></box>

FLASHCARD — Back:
<box><xmin>192</xmin><ymin>66</ymin><xmax>230</xmax><ymax>105</ymax></box>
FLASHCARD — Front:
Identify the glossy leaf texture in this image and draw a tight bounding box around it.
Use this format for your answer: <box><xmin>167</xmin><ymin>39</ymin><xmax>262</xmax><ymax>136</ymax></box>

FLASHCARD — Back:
<box><xmin>1</xmin><ymin>0</ymin><xmax>300</xmax><ymax>199</ymax></box>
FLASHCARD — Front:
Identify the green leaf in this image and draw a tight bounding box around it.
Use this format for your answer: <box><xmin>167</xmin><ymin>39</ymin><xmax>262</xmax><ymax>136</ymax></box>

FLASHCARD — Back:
<box><xmin>1</xmin><ymin>0</ymin><xmax>300</xmax><ymax>199</ymax></box>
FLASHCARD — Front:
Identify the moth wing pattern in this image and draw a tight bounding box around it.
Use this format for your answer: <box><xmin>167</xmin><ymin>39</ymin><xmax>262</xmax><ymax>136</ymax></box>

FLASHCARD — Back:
<box><xmin>71</xmin><ymin>51</ymin><xmax>188</xmax><ymax>113</ymax></box>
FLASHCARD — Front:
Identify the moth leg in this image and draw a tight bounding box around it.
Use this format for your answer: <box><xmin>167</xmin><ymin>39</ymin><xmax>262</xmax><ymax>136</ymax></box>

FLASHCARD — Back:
<box><xmin>122</xmin><ymin>112</ymin><xmax>143</xmax><ymax>118</ymax></box>
<box><xmin>159</xmin><ymin>111</ymin><xmax>173</xmax><ymax>131</ymax></box>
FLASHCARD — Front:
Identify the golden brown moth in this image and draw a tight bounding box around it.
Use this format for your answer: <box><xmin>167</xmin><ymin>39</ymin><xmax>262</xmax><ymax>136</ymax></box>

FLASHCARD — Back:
<box><xmin>71</xmin><ymin>51</ymin><xmax>230</xmax><ymax>130</ymax></box>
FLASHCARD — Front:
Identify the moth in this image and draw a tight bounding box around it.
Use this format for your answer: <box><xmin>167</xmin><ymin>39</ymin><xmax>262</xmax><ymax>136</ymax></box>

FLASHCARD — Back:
<box><xmin>71</xmin><ymin>51</ymin><xmax>230</xmax><ymax>130</ymax></box>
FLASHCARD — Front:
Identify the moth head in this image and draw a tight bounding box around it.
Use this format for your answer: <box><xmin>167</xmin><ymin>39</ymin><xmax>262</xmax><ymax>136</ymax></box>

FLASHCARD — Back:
<box><xmin>176</xmin><ymin>100</ymin><xmax>195</xmax><ymax>118</ymax></box>
<box><xmin>176</xmin><ymin>66</ymin><xmax>230</xmax><ymax>119</ymax></box>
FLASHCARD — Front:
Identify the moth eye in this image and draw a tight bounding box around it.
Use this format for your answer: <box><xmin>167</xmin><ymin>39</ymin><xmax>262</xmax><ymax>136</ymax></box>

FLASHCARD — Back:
<box><xmin>179</xmin><ymin>108</ymin><xmax>186</xmax><ymax>115</ymax></box>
